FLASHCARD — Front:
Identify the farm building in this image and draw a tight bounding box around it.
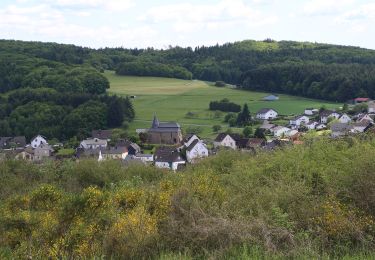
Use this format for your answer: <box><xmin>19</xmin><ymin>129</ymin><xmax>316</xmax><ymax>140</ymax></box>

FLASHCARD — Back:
<box><xmin>263</xmin><ymin>95</ymin><xmax>279</xmax><ymax>101</ymax></box>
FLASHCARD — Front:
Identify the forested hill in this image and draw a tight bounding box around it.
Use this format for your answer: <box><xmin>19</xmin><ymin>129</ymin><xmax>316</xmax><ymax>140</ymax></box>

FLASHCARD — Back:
<box><xmin>0</xmin><ymin>40</ymin><xmax>135</xmax><ymax>141</ymax></box>
<box><xmin>2</xmin><ymin>39</ymin><xmax>375</xmax><ymax>101</ymax></box>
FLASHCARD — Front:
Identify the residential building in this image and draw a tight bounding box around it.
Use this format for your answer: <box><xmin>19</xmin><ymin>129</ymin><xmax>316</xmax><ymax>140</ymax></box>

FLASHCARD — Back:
<box><xmin>0</xmin><ymin>136</ymin><xmax>26</xmax><ymax>150</ymax></box>
<box><xmin>331</xmin><ymin>123</ymin><xmax>353</xmax><ymax>138</ymax></box>
<box><xmin>352</xmin><ymin>121</ymin><xmax>372</xmax><ymax>133</ymax></box>
<box><xmin>213</xmin><ymin>133</ymin><xmax>240</xmax><ymax>149</ymax></box>
<box><xmin>320</xmin><ymin>110</ymin><xmax>341</xmax><ymax>123</ymax></box>
<box><xmin>256</xmin><ymin>108</ymin><xmax>278</xmax><ymax>120</ymax></box>
<box><xmin>31</xmin><ymin>135</ymin><xmax>48</xmax><ymax>148</ymax></box>
<box><xmin>316</xmin><ymin>124</ymin><xmax>327</xmax><ymax>130</ymax></box>
<box><xmin>271</xmin><ymin>126</ymin><xmax>291</xmax><ymax>137</ymax></box>
<box><xmin>306</xmin><ymin>121</ymin><xmax>319</xmax><ymax>130</ymax></box>
<box><xmin>186</xmin><ymin>139</ymin><xmax>209</xmax><ymax>163</ymax></box>
<box><xmin>154</xmin><ymin>147</ymin><xmax>186</xmax><ymax>171</ymax></box>
<box><xmin>92</xmin><ymin>130</ymin><xmax>112</xmax><ymax>140</ymax></box>
<box><xmin>183</xmin><ymin>134</ymin><xmax>201</xmax><ymax>147</ymax></box>
<box><xmin>290</xmin><ymin>115</ymin><xmax>309</xmax><ymax>126</ymax></box>
<box><xmin>354</xmin><ymin>97</ymin><xmax>370</xmax><ymax>104</ymax></box>
<box><xmin>304</xmin><ymin>108</ymin><xmax>318</xmax><ymax>115</ymax></box>
<box><xmin>80</xmin><ymin>138</ymin><xmax>108</xmax><ymax>150</ymax></box>
<box><xmin>338</xmin><ymin>114</ymin><xmax>352</xmax><ymax>124</ymax></box>
<box><xmin>259</xmin><ymin>120</ymin><xmax>275</xmax><ymax>130</ymax></box>
<box><xmin>368</xmin><ymin>101</ymin><xmax>375</xmax><ymax>113</ymax></box>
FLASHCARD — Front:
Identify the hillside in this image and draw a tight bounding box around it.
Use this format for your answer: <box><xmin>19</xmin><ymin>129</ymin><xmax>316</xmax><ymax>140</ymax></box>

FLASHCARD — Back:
<box><xmin>106</xmin><ymin>71</ymin><xmax>339</xmax><ymax>138</ymax></box>
<box><xmin>1</xmin><ymin>39</ymin><xmax>375</xmax><ymax>101</ymax></box>
<box><xmin>2</xmin><ymin>136</ymin><xmax>375</xmax><ymax>258</ymax></box>
<box><xmin>0</xmin><ymin>41</ymin><xmax>135</xmax><ymax>140</ymax></box>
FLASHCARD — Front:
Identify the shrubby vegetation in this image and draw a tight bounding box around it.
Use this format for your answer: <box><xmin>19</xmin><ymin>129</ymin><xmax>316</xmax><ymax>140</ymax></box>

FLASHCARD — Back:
<box><xmin>209</xmin><ymin>98</ymin><xmax>241</xmax><ymax>112</ymax></box>
<box><xmin>2</xmin><ymin>136</ymin><xmax>375</xmax><ymax>258</ymax></box>
<box><xmin>116</xmin><ymin>61</ymin><xmax>192</xmax><ymax>80</ymax></box>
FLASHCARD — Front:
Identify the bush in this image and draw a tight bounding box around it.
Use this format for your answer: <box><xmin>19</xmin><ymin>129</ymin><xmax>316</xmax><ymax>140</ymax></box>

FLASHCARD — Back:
<box><xmin>212</xmin><ymin>125</ymin><xmax>222</xmax><ymax>133</ymax></box>
<box><xmin>215</xmin><ymin>81</ymin><xmax>226</xmax><ymax>87</ymax></box>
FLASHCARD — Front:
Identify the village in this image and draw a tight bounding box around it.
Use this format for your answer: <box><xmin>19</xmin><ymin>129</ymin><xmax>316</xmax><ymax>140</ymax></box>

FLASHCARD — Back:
<box><xmin>1</xmin><ymin>97</ymin><xmax>375</xmax><ymax>171</ymax></box>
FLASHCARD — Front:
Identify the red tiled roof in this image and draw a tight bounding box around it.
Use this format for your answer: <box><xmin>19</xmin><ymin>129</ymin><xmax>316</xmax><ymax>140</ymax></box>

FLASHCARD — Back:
<box><xmin>354</xmin><ymin>98</ymin><xmax>370</xmax><ymax>102</ymax></box>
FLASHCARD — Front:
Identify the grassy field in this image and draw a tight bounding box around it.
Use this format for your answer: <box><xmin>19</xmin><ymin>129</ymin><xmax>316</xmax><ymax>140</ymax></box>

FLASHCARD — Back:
<box><xmin>106</xmin><ymin>71</ymin><xmax>340</xmax><ymax>139</ymax></box>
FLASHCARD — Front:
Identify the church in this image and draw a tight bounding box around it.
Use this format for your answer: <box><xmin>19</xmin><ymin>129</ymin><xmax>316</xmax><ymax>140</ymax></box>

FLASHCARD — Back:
<box><xmin>147</xmin><ymin>115</ymin><xmax>183</xmax><ymax>144</ymax></box>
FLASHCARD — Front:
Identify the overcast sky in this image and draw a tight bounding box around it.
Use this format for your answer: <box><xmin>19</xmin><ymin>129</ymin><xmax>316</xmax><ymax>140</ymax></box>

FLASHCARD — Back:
<box><xmin>0</xmin><ymin>0</ymin><xmax>374</xmax><ymax>49</ymax></box>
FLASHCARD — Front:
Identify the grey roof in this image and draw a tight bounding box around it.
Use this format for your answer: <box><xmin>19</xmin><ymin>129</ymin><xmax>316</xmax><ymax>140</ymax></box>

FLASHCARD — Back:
<box><xmin>214</xmin><ymin>133</ymin><xmax>242</xmax><ymax>142</ymax></box>
<box><xmin>159</xmin><ymin>122</ymin><xmax>180</xmax><ymax>128</ymax></box>
<box><xmin>260</xmin><ymin>122</ymin><xmax>275</xmax><ymax>130</ymax></box>
<box><xmin>0</xmin><ymin>136</ymin><xmax>26</xmax><ymax>149</ymax></box>
<box><xmin>154</xmin><ymin>147</ymin><xmax>184</xmax><ymax>163</ymax></box>
<box><xmin>92</xmin><ymin>130</ymin><xmax>112</xmax><ymax>140</ymax></box>
<box><xmin>76</xmin><ymin>146</ymin><xmax>127</xmax><ymax>158</ymax></box>
<box><xmin>353</xmin><ymin>121</ymin><xmax>372</xmax><ymax>127</ymax></box>
<box><xmin>186</xmin><ymin>139</ymin><xmax>200</xmax><ymax>152</ymax></box>
<box><xmin>150</xmin><ymin>115</ymin><xmax>181</xmax><ymax>131</ymax></box>
<box><xmin>257</xmin><ymin>108</ymin><xmax>276</xmax><ymax>114</ymax></box>
<box><xmin>320</xmin><ymin>110</ymin><xmax>340</xmax><ymax>117</ymax></box>
<box><xmin>331</xmin><ymin>123</ymin><xmax>353</xmax><ymax>132</ymax></box>
<box><xmin>291</xmin><ymin>115</ymin><xmax>308</xmax><ymax>120</ymax></box>
<box><xmin>81</xmin><ymin>138</ymin><xmax>107</xmax><ymax>146</ymax></box>
<box><xmin>148</xmin><ymin>127</ymin><xmax>181</xmax><ymax>133</ymax></box>
<box><xmin>263</xmin><ymin>95</ymin><xmax>279</xmax><ymax>100</ymax></box>
<box><xmin>152</xmin><ymin>114</ymin><xmax>160</xmax><ymax>128</ymax></box>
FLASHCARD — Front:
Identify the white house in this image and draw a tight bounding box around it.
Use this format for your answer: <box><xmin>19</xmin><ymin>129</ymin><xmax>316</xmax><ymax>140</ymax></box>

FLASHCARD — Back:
<box><xmin>134</xmin><ymin>153</ymin><xmax>154</xmax><ymax>163</ymax></box>
<box><xmin>154</xmin><ymin>147</ymin><xmax>185</xmax><ymax>171</ymax></box>
<box><xmin>357</xmin><ymin>114</ymin><xmax>374</xmax><ymax>124</ymax></box>
<box><xmin>285</xmin><ymin>129</ymin><xmax>299</xmax><ymax>137</ymax></box>
<box><xmin>352</xmin><ymin>121</ymin><xmax>372</xmax><ymax>133</ymax></box>
<box><xmin>306</xmin><ymin>121</ymin><xmax>319</xmax><ymax>130</ymax></box>
<box><xmin>290</xmin><ymin>115</ymin><xmax>309</xmax><ymax>126</ymax></box>
<box><xmin>213</xmin><ymin>133</ymin><xmax>238</xmax><ymax>149</ymax></box>
<box><xmin>368</xmin><ymin>101</ymin><xmax>375</xmax><ymax>114</ymax></box>
<box><xmin>183</xmin><ymin>134</ymin><xmax>201</xmax><ymax>147</ymax></box>
<box><xmin>271</xmin><ymin>126</ymin><xmax>291</xmax><ymax>137</ymax></box>
<box><xmin>256</xmin><ymin>108</ymin><xmax>278</xmax><ymax>120</ymax></box>
<box><xmin>338</xmin><ymin>114</ymin><xmax>352</xmax><ymax>124</ymax></box>
<box><xmin>316</xmin><ymin>124</ymin><xmax>327</xmax><ymax>130</ymax></box>
<box><xmin>31</xmin><ymin>135</ymin><xmax>48</xmax><ymax>148</ymax></box>
<box><xmin>304</xmin><ymin>108</ymin><xmax>318</xmax><ymax>116</ymax></box>
<box><xmin>186</xmin><ymin>140</ymin><xmax>209</xmax><ymax>163</ymax></box>
<box><xmin>80</xmin><ymin>138</ymin><xmax>108</xmax><ymax>150</ymax></box>
<box><xmin>320</xmin><ymin>111</ymin><xmax>341</xmax><ymax>124</ymax></box>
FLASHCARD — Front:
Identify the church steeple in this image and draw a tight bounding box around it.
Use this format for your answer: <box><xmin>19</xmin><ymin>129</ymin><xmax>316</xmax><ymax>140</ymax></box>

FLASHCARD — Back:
<box><xmin>152</xmin><ymin>113</ymin><xmax>159</xmax><ymax>128</ymax></box>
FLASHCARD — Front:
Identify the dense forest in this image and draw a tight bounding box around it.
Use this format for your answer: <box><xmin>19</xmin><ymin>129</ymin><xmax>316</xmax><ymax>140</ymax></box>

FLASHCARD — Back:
<box><xmin>2</xmin><ymin>136</ymin><xmax>375</xmax><ymax>258</ymax></box>
<box><xmin>2</xmin><ymin>39</ymin><xmax>375</xmax><ymax>102</ymax></box>
<box><xmin>2</xmin><ymin>38</ymin><xmax>375</xmax><ymax>140</ymax></box>
<box><xmin>0</xmin><ymin>41</ymin><xmax>135</xmax><ymax>141</ymax></box>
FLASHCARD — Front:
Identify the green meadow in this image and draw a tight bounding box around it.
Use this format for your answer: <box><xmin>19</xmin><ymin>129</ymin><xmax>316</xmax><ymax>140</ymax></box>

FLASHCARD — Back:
<box><xmin>106</xmin><ymin>71</ymin><xmax>340</xmax><ymax>138</ymax></box>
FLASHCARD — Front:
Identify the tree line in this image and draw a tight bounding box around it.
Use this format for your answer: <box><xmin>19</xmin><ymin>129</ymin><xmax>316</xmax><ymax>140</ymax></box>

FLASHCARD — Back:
<box><xmin>3</xmin><ymin>39</ymin><xmax>375</xmax><ymax>102</ymax></box>
<box><xmin>0</xmin><ymin>88</ymin><xmax>134</xmax><ymax>141</ymax></box>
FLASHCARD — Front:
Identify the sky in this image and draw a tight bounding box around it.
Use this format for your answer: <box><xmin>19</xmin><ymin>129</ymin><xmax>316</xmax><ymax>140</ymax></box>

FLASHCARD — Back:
<box><xmin>0</xmin><ymin>0</ymin><xmax>374</xmax><ymax>49</ymax></box>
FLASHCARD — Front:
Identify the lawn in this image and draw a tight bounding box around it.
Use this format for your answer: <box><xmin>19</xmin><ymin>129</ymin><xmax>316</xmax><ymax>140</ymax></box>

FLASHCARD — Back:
<box><xmin>106</xmin><ymin>71</ymin><xmax>340</xmax><ymax>139</ymax></box>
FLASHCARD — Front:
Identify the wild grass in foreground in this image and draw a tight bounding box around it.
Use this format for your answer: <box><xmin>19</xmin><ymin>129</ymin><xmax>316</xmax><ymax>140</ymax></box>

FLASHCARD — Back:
<box><xmin>1</xmin><ymin>135</ymin><xmax>375</xmax><ymax>258</ymax></box>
